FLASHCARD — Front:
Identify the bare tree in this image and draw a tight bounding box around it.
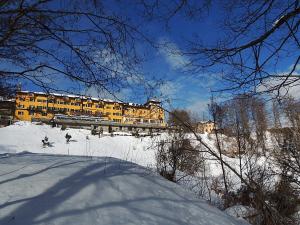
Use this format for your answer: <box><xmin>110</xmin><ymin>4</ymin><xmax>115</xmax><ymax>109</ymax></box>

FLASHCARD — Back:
<box><xmin>0</xmin><ymin>0</ymin><xmax>154</xmax><ymax>95</ymax></box>
<box><xmin>251</xmin><ymin>97</ymin><xmax>268</xmax><ymax>153</ymax></box>
<box><xmin>273</xmin><ymin>97</ymin><xmax>300</xmax><ymax>188</ymax></box>
<box><xmin>209</xmin><ymin>100</ymin><xmax>228</xmax><ymax>197</ymax></box>
<box><xmin>168</xmin><ymin>109</ymin><xmax>192</xmax><ymax>131</ymax></box>
<box><xmin>156</xmin><ymin>129</ymin><xmax>203</xmax><ymax>182</ymax></box>
<box><xmin>272</xmin><ymin>99</ymin><xmax>282</xmax><ymax>129</ymax></box>
<box><xmin>0</xmin><ymin>79</ymin><xmax>16</xmax><ymax>98</ymax></box>
<box><xmin>143</xmin><ymin>0</ymin><xmax>300</xmax><ymax>98</ymax></box>
<box><xmin>188</xmin><ymin>0</ymin><xmax>299</xmax><ymax>97</ymax></box>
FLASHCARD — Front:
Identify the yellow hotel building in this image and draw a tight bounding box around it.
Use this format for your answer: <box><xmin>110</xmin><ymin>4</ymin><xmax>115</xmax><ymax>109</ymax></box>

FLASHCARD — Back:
<box><xmin>15</xmin><ymin>91</ymin><xmax>165</xmax><ymax>126</ymax></box>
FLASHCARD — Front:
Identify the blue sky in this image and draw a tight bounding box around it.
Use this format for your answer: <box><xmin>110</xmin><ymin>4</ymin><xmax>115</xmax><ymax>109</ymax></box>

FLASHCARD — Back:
<box><xmin>20</xmin><ymin>1</ymin><xmax>299</xmax><ymax>119</ymax></box>
<box><xmin>18</xmin><ymin>1</ymin><xmax>222</xmax><ymax>119</ymax></box>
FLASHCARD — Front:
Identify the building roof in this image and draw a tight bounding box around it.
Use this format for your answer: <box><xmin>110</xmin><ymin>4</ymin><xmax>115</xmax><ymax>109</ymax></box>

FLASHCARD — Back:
<box><xmin>17</xmin><ymin>91</ymin><xmax>161</xmax><ymax>107</ymax></box>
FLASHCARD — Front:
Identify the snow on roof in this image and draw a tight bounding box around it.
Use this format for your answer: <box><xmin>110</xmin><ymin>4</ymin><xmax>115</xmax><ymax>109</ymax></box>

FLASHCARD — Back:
<box><xmin>148</xmin><ymin>98</ymin><xmax>160</xmax><ymax>102</ymax></box>
<box><xmin>18</xmin><ymin>91</ymin><xmax>124</xmax><ymax>103</ymax></box>
<box><xmin>17</xmin><ymin>90</ymin><xmax>159</xmax><ymax>106</ymax></box>
<box><xmin>197</xmin><ymin>120</ymin><xmax>214</xmax><ymax>124</ymax></box>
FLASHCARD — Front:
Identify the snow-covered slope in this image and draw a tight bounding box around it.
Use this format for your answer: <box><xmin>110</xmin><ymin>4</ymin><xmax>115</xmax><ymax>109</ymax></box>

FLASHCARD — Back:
<box><xmin>0</xmin><ymin>122</ymin><xmax>159</xmax><ymax>167</ymax></box>
<box><xmin>0</xmin><ymin>153</ymin><xmax>248</xmax><ymax>225</ymax></box>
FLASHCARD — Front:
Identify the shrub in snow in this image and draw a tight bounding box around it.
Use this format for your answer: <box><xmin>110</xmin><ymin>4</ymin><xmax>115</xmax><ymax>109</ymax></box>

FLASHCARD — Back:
<box><xmin>156</xmin><ymin>130</ymin><xmax>204</xmax><ymax>182</ymax></box>
<box><xmin>269</xmin><ymin>177</ymin><xmax>300</xmax><ymax>221</ymax></box>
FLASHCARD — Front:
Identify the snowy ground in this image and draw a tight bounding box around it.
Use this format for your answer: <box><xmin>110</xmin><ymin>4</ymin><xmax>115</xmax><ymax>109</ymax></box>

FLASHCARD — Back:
<box><xmin>0</xmin><ymin>122</ymin><xmax>244</xmax><ymax>197</ymax></box>
<box><xmin>0</xmin><ymin>122</ymin><xmax>160</xmax><ymax>168</ymax></box>
<box><xmin>0</xmin><ymin>122</ymin><xmax>223</xmax><ymax>172</ymax></box>
<box><xmin>0</xmin><ymin>153</ymin><xmax>248</xmax><ymax>225</ymax></box>
<box><xmin>0</xmin><ymin>122</ymin><xmax>253</xmax><ymax>224</ymax></box>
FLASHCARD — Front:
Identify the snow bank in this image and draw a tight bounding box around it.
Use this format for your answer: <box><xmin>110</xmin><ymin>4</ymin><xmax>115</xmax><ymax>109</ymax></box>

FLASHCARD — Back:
<box><xmin>0</xmin><ymin>153</ymin><xmax>249</xmax><ymax>225</ymax></box>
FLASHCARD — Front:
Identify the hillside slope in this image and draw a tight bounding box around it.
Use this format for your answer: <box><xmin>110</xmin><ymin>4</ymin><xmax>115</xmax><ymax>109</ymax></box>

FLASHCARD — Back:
<box><xmin>0</xmin><ymin>153</ymin><xmax>248</xmax><ymax>225</ymax></box>
<box><xmin>0</xmin><ymin>122</ymin><xmax>158</xmax><ymax>167</ymax></box>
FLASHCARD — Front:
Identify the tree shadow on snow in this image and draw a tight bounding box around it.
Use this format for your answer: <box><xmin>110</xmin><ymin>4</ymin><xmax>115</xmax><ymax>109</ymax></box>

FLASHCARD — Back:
<box><xmin>0</xmin><ymin>155</ymin><xmax>238</xmax><ymax>225</ymax></box>
<box><xmin>0</xmin><ymin>158</ymin><xmax>87</xmax><ymax>185</ymax></box>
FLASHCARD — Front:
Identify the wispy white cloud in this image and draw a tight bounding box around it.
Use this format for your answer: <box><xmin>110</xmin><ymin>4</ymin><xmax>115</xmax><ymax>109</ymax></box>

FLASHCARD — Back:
<box><xmin>288</xmin><ymin>63</ymin><xmax>300</xmax><ymax>73</ymax></box>
<box><xmin>158</xmin><ymin>80</ymin><xmax>182</xmax><ymax>98</ymax></box>
<box><xmin>158</xmin><ymin>38</ymin><xmax>189</xmax><ymax>70</ymax></box>
<box><xmin>187</xmin><ymin>98</ymin><xmax>210</xmax><ymax>119</ymax></box>
<box><xmin>257</xmin><ymin>66</ymin><xmax>300</xmax><ymax>100</ymax></box>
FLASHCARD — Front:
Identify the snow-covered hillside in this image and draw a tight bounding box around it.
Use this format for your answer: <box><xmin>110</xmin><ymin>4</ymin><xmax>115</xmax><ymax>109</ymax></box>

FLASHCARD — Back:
<box><xmin>0</xmin><ymin>122</ymin><xmax>236</xmax><ymax>195</ymax></box>
<box><xmin>0</xmin><ymin>122</ymin><xmax>252</xmax><ymax>224</ymax></box>
<box><xmin>0</xmin><ymin>122</ymin><xmax>159</xmax><ymax>167</ymax></box>
<box><xmin>0</xmin><ymin>153</ymin><xmax>248</xmax><ymax>225</ymax></box>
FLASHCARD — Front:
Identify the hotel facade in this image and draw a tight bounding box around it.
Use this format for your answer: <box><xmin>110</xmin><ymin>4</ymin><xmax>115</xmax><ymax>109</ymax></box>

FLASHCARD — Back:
<box><xmin>15</xmin><ymin>91</ymin><xmax>165</xmax><ymax>126</ymax></box>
